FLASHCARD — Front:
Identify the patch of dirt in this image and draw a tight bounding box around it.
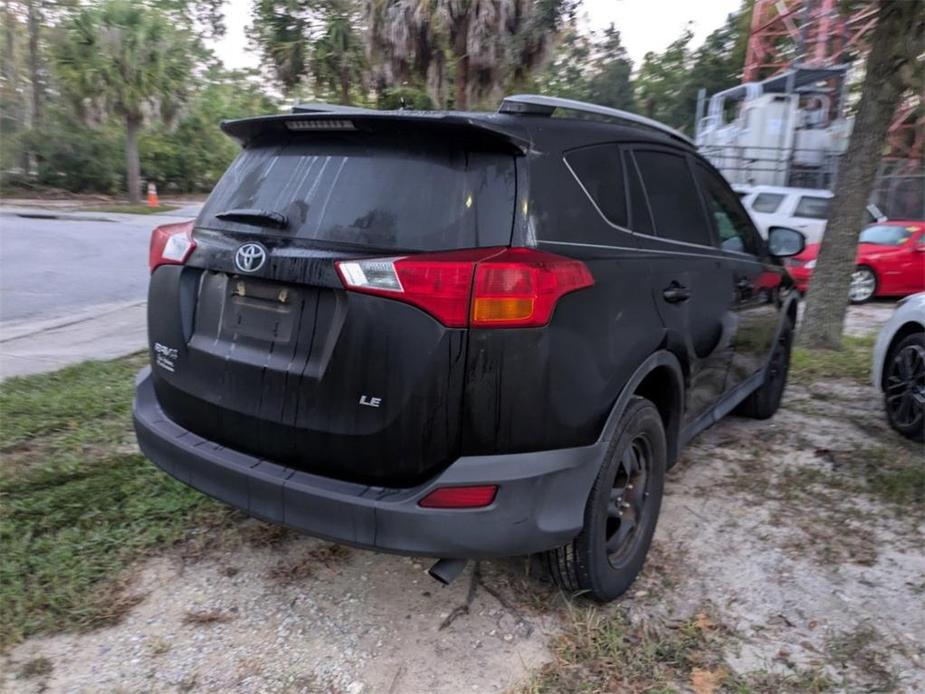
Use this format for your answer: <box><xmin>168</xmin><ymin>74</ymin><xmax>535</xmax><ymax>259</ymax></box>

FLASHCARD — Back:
<box><xmin>3</xmin><ymin>306</ymin><xmax>921</xmax><ymax>693</ymax></box>
<box><xmin>2</xmin><ymin>535</ymin><xmax>557</xmax><ymax>693</ymax></box>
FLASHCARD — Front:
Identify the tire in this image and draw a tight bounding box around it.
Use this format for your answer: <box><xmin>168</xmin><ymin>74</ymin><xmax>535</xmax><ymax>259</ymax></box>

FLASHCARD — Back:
<box><xmin>737</xmin><ymin>317</ymin><xmax>793</xmax><ymax>420</ymax></box>
<box><xmin>883</xmin><ymin>332</ymin><xmax>925</xmax><ymax>442</ymax></box>
<box><xmin>544</xmin><ymin>396</ymin><xmax>666</xmax><ymax>603</ymax></box>
<box><xmin>849</xmin><ymin>265</ymin><xmax>878</xmax><ymax>304</ymax></box>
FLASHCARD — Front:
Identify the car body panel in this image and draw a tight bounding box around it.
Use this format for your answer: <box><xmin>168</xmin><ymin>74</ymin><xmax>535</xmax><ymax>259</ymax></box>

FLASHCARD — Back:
<box><xmin>787</xmin><ymin>222</ymin><xmax>925</xmax><ymax>296</ymax></box>
<box><xmin>872</xmin><ymin>292</ymin><xmax>925</xmax><ymax>391</ymax></box>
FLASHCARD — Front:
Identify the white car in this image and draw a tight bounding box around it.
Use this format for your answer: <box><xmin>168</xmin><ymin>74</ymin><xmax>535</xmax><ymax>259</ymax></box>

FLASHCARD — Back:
<box><xmin>872</xmin><ymin>292</ymin><xmax>925</xmax><ymax>441</ymax></box>
<box><xmin>734</xmin><ymin>184</ymin><xmax>885</xmax><ymax>243</ymax></box>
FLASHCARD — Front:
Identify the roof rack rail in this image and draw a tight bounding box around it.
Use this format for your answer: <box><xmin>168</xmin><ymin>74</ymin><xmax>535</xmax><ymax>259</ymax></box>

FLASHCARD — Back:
<box><xmin>498</xmin><ymin>94</ymin><xmax>694</xmax><ymax>146</ymax></box>
<box><xmin>292</xmin><ymin>102</ymin><xmax>375</xmax><ymax>114</ymax></box>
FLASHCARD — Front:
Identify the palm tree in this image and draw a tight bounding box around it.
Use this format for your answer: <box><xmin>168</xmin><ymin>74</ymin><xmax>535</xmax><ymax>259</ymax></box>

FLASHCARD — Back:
<box><xmin>366</xmin><ymin>0</ymin><xmax>573</xmax><ymax>109</ymax></box>
<box><xmin>312</xmin><ymin>3</ymin><xmax>367</xmax><ymax>104</ymax></box>
<box><xmin>54</xmin><ymin>0</ymin><xmax>194</xmax><ymax>202</ymax></box>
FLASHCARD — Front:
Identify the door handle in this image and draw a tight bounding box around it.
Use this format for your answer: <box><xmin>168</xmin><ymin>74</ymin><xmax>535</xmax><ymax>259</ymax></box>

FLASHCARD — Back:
<box><xmin>662</xmin><ymin>282</ymin><xmax>691</xmax><ymax>303</ymax></box>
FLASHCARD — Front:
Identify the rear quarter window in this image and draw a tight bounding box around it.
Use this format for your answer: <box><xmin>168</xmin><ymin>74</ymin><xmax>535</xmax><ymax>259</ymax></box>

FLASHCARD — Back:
<box><xmin>564</xmin><ymin>144</ymin><xmax>627</xmax><ymax>227</ymax></box>
<box><xmin>197</xmin><ymin>135</ymin><xmax>516</xmax><ymax>251</ymax></box>
<box><xmin>793</xmin><ymin>195</ymin><xmax>831</xmax><ymax>220</ymax></box>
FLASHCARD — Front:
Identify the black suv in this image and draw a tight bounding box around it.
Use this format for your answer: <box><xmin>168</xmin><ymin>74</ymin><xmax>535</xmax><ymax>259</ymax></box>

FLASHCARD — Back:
<box><xmin>133</xmin><ymin>95</ymin><xmax>805</xmax><ymax>601</ymax></box>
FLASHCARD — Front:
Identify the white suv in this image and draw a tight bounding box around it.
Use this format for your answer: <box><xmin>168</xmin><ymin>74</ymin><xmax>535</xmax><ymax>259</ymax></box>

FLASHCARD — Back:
<box><xmin>734</xmin><ymin>184</ymin><xmax>885</xmax><ymax>243</ymax></box>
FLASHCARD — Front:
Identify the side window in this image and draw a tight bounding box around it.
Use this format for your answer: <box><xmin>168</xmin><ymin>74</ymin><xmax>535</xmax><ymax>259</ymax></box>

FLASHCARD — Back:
<box><xmin>564</xmin><ymin>144</ymin><xmax>626</xmax><ymax>227</ymax></box>
<box><xmin>793</xmin><ymin>195</ymin><xmax>831</xmax><ymax>219</ymax></box>
<box><xmin>695</xmin><ymin>163</ymin><xmax>761</xmax><ymax>256</ymax></box>
<box><xmin>751</xmin><ymin>192</ymin><xmax>785</xmax><ymax>214</ymax></box>
<box><xmin>624</xmin><ymin>151</ymin><xmax>654</xmax><ymax>235</ymax></box>
<box><xmin>632</xmin><ymin>149</ymin><xmax>712</xmax><ymax>246</ymax></box>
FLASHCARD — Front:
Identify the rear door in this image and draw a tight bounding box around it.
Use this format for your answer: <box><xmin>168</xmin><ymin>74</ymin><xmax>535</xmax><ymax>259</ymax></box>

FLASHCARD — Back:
<box><xmin>628</xmin><ymin>147</ymin><xmax>737</xmax><ymax>424</ymax></box>
<box><xmin>694</xmin><ymin>162</ymin><xmax>783</xmax><ymax>390</ymax></box>
<box><xmin>147</xmin><ymin>129</ymin><xmax>517</xmax><ymax>487</ymax></box>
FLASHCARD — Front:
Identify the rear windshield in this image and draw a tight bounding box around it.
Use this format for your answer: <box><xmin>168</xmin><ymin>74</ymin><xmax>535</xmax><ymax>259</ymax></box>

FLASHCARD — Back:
<box><xmin>197</xmin><ymin>135</ymin><xmax>516</xmax><ymax>251</ymax></box>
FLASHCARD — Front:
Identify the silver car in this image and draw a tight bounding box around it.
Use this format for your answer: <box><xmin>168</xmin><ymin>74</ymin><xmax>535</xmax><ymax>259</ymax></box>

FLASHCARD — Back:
<box><xmin>873</xmin><ymin>292</ymin><xmax>925</xmax><ymax>441</ymax></box>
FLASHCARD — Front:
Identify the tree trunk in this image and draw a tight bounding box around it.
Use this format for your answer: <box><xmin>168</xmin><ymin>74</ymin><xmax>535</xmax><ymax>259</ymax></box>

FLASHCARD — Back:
<box><xmin>453</xmin><ymin>23</ymin><xmax>469</xmax><ymax>110</ymax></box>
<box><xmin>799</xmin><ymin>0</ymin><xmax>925</xmax><ymax>350</ymax></box>
<box><xmin>340</xmin><ymin>67</ymin><xmax>351</xmax><ymax>105</ymax></box>
<box><xmin>2</xmin><ymin>1</ymin><xmax>21</xmax><ymax>131</ymax></box>
<box><xmin>125</xmin><ymin>115</ymin><xmax>142</xmax><ymax>204</ymax></box>
<box><xmin>26</xmin><ymin>0</ymin><xmax>42</xmax><ymax>128</ymax></box>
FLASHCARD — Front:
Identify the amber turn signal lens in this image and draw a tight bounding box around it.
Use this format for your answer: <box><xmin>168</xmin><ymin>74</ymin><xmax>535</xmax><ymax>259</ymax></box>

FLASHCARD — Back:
<box><xmin>471</xmin><ymin>297</ymin><xmax>534</xmax><ymax>323</ymax></box>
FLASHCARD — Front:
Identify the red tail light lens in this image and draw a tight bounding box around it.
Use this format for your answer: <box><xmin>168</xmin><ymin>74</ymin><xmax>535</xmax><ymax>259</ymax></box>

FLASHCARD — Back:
<box><xmin>335</xmin><ymin>247</ymin><xmax>593</xmax><ymax>328</ymax></box>
<box><xmin>149</xmin><ymin>220</ymin><xmax>196</xmax><ymax>272</ymax></box>
<box><xmin>418</xmin><ymin>485</ymin><xmax>498</xmax><ymax>509</ymax></box>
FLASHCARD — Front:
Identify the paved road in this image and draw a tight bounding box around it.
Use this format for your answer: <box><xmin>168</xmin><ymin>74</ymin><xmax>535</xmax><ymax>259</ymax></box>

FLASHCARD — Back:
<box><xmin>0</xmin><ymin>205</ymin><xmax>200</xmax><ymax>323</ymax></box>
<box><xmin>0</xmin><ymin>205</ymin><xmax>201</xmax><ymax>379</ymax></box>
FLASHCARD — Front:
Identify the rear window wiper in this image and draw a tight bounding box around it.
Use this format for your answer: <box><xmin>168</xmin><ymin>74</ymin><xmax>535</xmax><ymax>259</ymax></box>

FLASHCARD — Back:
<box><xmin>214</xmin><ymin>208</ymin><xmax>288</xmax><ymax>229</ymax></box>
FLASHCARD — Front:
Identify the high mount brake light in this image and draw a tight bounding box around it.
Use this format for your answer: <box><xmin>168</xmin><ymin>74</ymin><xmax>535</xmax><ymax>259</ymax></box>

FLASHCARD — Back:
<box><xmin>335</xmin><ymin>247</ymin><xmax>594</xmax><ymax>328</ymax></box>
<box><xmin>149</xmin><ymin>220</ymin><xmax>196</xmax><ymax>272</ymax></box>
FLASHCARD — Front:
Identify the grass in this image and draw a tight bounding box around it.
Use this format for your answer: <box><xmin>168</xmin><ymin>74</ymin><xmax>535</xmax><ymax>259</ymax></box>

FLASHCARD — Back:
<box><xmin>0</xmin><ymin>354</ymin><xmax>234</xmax><ymax>648</ymax></box>
<box><xmin>85</xmin><ymin>204</ymin><xmax>177</xmax><ymax>215</ymax></box>
<box><xmin>790</xmin><ymin>334</ymin><xmax>876</xmax><ymax>385</ymax></box>
<box><xmin>524</xmin><ymin>605</ymin><xmax>833</xmax><ymax>693</ymax></box>
<box><xmin>524</xmin><ymin>606</ymin><xmax>729</xmax><ymax>693</ymax></box>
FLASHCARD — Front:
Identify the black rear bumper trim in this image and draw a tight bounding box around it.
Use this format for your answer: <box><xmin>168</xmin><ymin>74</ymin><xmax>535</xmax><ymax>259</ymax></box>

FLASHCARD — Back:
<box><xmin>133</xmin><ymin>367</ymin><xmax>604</xmax><ymax>559</ymax></box>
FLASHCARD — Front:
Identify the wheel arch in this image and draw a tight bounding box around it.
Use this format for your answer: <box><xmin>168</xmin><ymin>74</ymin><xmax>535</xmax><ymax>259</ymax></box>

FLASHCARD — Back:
<box><xmin>598</xmin><ymin>350</ymin><xmax>685</xmax><ymax>468</ymax></box>
<box><xmin>880</xmin><ymin>320</ymin><xmax>925</xmax><ymax>391</ymax></box>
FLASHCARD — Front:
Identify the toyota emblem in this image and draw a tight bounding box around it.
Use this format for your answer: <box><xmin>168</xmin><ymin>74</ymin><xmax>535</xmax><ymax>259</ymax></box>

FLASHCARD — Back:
<box><xmin>234</xmin><ymin>242</ymin><xmax>267</xmax><ymax>273</ymax></box>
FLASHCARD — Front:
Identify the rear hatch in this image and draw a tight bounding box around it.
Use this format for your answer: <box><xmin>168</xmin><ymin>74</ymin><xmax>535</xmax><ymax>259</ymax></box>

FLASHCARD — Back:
<box><xmin>148</xmin><ymin>118</ymin><xmax>519</xmax><ymax>487</ymax></box>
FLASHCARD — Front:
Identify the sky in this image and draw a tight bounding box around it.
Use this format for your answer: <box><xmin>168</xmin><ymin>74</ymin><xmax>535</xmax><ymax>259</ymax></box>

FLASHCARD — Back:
<box><xmin>211</xmin><ymin>0</ymin><xmax>741</xmax><ymax>72</ymax></box>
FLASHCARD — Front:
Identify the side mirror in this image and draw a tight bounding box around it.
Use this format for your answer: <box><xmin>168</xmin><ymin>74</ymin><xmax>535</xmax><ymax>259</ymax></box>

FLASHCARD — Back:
<box><xmin>768</xmin><ymin>226</ymin><xmax>806</xmax><ymax>258</ymax></box>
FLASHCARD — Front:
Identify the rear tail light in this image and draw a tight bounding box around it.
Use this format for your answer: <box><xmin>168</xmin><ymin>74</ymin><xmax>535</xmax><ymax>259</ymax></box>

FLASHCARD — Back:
<box><xmin>418</xmin><ymin>485</ymin><xmax>498</xmax><ymax>509</ymax></box>
<box><xmin>335</xmin><ymin>247</ymin><xmax>593</xmax><ymax>328</ymax></box>
<box><xmin>149</xmin><ymin>220</ymin><xmax>196</xmax><ymax>272</ymax></box>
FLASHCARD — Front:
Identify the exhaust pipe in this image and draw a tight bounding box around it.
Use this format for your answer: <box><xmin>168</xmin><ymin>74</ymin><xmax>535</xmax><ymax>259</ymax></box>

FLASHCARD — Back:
<box><xmin>428</xmin><ymin>558</ymin><xmax>468</xmax><ymax>585</ymax></box>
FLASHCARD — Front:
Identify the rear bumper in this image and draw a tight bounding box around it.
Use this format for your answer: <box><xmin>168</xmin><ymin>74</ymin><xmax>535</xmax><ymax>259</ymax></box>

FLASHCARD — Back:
<box><xmin>133</xmin><ymin>368</ymin><xmax>604</xmax><ymax>559</ymax></box>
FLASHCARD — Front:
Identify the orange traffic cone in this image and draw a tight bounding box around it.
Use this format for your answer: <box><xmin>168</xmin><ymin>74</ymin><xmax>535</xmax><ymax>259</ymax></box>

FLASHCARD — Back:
<box><xmin>147</xmin><ymin>182</ymin><xmax>159</xmax><ymax>208</ymax></box>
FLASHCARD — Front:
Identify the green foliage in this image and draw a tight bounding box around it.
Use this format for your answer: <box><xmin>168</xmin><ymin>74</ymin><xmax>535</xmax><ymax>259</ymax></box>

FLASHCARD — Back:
<box><xmin>249</xmin><ymin>0</ymin><xmax>316</xmax><ymax>96</ymax></box>
<box><xmin>585</xmin><ymin>25</ymin><xmax>635</xmax><ymax>112</ymax></box>
<box><xmin>14</xmin><ymin>109</ymin><xmax>125</xmax><ymax>194</ymax></box>
<box><xmin>54</xmin><ymin>0</ymin><xmax>196</xmax><ymax>124</ymax></box>
<box><xmin>53</xmin><ymin>0</ymin><xmax>198</xmax><ymax>199</ymax></box>
<box><xmin>0</xmin><ymin>354</ymin><xmax>233</xmax><ymax>647</ymax></box>
<box><xmin>635</xmin><ymin>4</ymin><xmax>751</xmax><ymax>132</ymax></box>
<box><xmin>140</xmin><ymin>67</ymin><xmax>280</xmax><ymax>193</ymax></box>
<box><xmin>311</xmin><ymin>3</ymin><xmax>367</xmax><ymax>104</ymax></box>
<box><xmin>635</xmin><ymin>27</ymin><xmax>695</xmax><ymax>127</ymax></box>
<box><xmin>537</xmin><ymin>22</ymin><xmax>634</xmax><ymax>111</ymax></box>
<box><xmin>376</xmin><ymin>86</ymin><xmax>434</xmax><ymax>110</ymax></box>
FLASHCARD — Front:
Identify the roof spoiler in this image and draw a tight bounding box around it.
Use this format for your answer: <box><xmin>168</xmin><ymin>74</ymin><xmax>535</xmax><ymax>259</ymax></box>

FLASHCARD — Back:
<box><xmin>220</xmin><ymin>111</ymin><xmax>531</xmax><ymax>153</ymax></box>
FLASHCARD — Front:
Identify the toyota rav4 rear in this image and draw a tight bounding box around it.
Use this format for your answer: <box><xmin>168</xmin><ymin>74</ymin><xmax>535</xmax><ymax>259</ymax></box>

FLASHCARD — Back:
<box><xmin>134</xmin><ymin>99</ymin><xmax>802</xmax><ymax>601</ymax></box>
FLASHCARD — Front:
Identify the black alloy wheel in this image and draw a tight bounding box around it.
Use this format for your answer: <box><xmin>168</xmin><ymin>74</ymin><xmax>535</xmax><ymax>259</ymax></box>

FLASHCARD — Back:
<box><xmin>884</xmin><ymin>334</ymin><xmax>925</xmax><ymax>441</ymax></box>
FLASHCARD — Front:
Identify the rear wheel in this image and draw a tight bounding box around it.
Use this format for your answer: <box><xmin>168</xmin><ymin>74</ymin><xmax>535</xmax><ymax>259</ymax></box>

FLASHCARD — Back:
<box><xmin>737</xmin><ymin>317</ymin><xmax>793</xmax><ymax>419</ymax></box>
<box><xmin>849</xmin><ymin>266</ymin><xmax>877</xmax><ymax>304</ymax></box>
<box><xmin>883</xmin><ymin>333</ymin><xmax>925</xmax><ymax>442</ymax></box>
<box><xmin>544</xmin><ymin>397</ymin><xmax>666</xmax><ymax>602</ymax></box>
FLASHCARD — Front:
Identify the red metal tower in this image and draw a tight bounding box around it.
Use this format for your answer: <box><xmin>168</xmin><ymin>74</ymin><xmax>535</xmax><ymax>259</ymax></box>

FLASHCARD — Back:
<box><xmin>743</xmin><ymin>0</ymin><xmax>921</xmax><ymax>165</ymax></box>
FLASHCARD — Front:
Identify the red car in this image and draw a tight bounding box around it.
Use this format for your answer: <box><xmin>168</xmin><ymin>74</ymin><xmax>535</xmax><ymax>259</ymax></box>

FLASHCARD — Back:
<box><xmin>786</xmin><ymin>221</ymin><xmax>925</xmax><ymax>303</ymax></box>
